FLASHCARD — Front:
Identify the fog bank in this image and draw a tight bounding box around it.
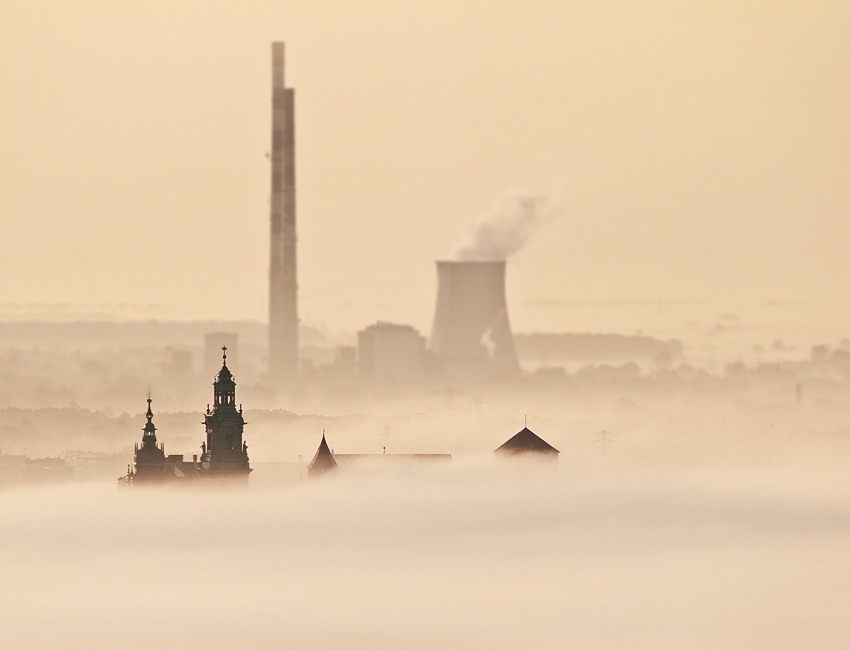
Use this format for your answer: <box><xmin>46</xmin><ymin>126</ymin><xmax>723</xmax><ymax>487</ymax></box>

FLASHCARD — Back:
<box><xmin>1</xmin><ymin>461</ymin><xmax>848</xmax><ymax>649</ymax></box>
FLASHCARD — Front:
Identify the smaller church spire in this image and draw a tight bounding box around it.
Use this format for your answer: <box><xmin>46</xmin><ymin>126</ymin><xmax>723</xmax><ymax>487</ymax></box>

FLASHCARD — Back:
<box><xmin>143</xmin><ymin>396</ymin><xmax>157</xmax><ymax>437</ymax></box>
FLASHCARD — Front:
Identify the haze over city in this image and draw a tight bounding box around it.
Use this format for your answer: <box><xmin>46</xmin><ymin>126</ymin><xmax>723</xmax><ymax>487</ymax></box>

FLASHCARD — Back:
<box><xmin>1</xmin><ymin>2</ymin><xmax>850</xmax><ymax>648</ymax></box>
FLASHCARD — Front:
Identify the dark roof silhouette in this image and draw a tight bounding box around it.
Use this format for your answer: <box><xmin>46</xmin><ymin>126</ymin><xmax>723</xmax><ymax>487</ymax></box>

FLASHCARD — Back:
<box><xmin>494</xmin><ymin>427</ymin><xmax>559</xmax><ymax>454</ymax></box>
<box><xmin>213</xmin><ymin>346</ymin><xmax>236</xmax><ymax>389</ymax></box>
<box><xmin>334</xmin><ymin>453</ymin><xmax>451</xmax><ymax>464</ymax></box>
<box><xmin>308</xmin><ymin>433</ymin><xmax>338</xmax><ymax>476</ymax></box>
<box><xmin>214</xmin><ymin>362</ymin><xmax>235</xmax><ymax>389</ymax></box>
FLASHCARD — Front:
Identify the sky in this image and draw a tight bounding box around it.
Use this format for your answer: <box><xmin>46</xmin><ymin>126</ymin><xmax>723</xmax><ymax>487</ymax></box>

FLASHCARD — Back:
<box><xmin>1</xmin><ymin>1</ymin><xmax>849</xmax><ymax>334</ymax></box>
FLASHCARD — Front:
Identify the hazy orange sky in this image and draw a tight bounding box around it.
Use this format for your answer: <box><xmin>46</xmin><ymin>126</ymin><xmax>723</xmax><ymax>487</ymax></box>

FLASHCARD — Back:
<box><xmin>1</xmin><ymin>1</ymin><xmax>848</xmax><ymax>334</ymax></box>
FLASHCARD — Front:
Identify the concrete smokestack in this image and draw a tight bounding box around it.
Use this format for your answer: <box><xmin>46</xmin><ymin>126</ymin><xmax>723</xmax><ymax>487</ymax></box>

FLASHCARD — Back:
<box><xmin>269</xmin><ymin>42</ymin><xmax>298</xmax><ymax>383</ymax></box>
<box><xmin>428</xmin><ymin>261</ymin><xmax>520</xmax><ymax>376</ymax></box>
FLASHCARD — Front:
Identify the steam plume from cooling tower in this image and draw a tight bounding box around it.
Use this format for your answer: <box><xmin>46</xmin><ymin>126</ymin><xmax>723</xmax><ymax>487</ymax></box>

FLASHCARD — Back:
<box><xmin>453</xmin><ymin>191</ymin><xmax>558</xmax><ymax>261</ymax></box>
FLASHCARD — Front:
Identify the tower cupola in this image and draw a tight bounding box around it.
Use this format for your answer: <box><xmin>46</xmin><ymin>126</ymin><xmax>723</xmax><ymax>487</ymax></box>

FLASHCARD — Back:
<box><xmin>213</xmin><ymin>346</ymin><xmax>236</xmax><ymax>407</ymax></box>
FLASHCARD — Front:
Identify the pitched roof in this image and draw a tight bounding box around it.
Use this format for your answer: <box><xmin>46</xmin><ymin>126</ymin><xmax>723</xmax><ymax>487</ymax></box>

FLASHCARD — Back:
<box><xmin>308</xmin><ymin>434</ymin><xmax>338</xmax><ymax>473</ymax></box>
<box><xmin>494</xmin><ymin>427</ymin><xmax>559</xmax><ymax>454</ymax></box>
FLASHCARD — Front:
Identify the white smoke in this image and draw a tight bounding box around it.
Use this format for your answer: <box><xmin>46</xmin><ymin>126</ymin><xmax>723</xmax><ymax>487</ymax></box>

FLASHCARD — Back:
<box><xmin>453</xmin><ymin>191</ymin><xmax>558</xmax><ymax>261</ymax></box>
<box><xmin>480</xmin><ymin>327</ymin><xmax>496</xmax><ymax>358</ymax></box>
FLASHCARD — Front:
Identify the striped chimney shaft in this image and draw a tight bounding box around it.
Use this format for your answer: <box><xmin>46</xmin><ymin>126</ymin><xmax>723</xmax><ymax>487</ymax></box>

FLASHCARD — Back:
<box><xmin>269</xmin><ymin>42</ymin><xmax>298</xmax><ymax>383</ymax></box>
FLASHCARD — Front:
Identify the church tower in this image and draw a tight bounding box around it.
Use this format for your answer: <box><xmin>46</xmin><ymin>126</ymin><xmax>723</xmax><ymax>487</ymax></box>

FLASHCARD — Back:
<box><xmin>200</xmin><ymin>347</ymin><xmax>252</xmax><ymax>480</ymax></box>
<box><xmin>131</xmin><ymin>397</ymin><xmax>167</xmax><ymax>482</ymax></box>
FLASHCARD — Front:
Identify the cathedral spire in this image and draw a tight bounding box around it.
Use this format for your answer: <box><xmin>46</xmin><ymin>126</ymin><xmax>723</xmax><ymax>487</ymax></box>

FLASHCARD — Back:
<box><xmin>201</xmin><ymin>344</ymin><xmax>251</xmax><ymax>480</ymax></box>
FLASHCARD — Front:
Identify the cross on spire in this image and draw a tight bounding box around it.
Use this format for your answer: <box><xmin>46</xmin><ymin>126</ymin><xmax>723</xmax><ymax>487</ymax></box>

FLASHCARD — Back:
<box><xmin>222</xmin><ymin>345</ymin><xmax>228</xmax><ymax>364</ymax></box>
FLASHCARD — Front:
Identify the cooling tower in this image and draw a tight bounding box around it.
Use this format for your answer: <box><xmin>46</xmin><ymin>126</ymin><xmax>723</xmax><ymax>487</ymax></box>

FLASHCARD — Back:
<box><xmin>429</xmin><ymin>261</ymin><xmax>521</xmax><ymax>376</ymax></box>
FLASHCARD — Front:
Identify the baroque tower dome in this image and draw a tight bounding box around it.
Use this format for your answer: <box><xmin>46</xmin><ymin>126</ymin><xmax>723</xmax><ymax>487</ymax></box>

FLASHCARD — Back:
<box><xmin>200</xmin><ymin>346</ymin><xmax>251</xmax><ymax>480</ymax></box>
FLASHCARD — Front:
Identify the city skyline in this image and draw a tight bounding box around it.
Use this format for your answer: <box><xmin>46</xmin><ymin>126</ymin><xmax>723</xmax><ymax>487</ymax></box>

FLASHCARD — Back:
<box><xmin>2</xmin><ymin>5</ymin><xmax>850</xmax><ymax>648</ymax></box>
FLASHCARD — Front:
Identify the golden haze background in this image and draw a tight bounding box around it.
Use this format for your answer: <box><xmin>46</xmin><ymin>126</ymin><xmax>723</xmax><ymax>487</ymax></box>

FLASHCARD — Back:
<box><xmin>1</xmin><ymin>0</ymin><xmax>848</xmax><ymax>336</ymax></box>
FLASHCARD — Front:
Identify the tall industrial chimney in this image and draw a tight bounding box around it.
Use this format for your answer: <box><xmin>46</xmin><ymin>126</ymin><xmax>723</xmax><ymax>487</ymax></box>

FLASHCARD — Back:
<box><xmin>269</xmin><ymin>42</ymin><xmax>298</xmax><ymax>383</ymax></box>
<box><xmin>428</xmin><ymin>261</ymin><xmax>521</xmax><ymax>376</ymax></box>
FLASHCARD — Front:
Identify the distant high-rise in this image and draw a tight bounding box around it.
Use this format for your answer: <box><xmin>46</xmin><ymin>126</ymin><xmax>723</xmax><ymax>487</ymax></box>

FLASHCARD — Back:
<box><xmin>268</xmin><ymin>42</ymin><xmax>298</xmax><ymax>383</ymax></box>
<box><xmin>357</xmin><ymin>322</ymin><xmax>425</xmax><ymax>382</ymax></box>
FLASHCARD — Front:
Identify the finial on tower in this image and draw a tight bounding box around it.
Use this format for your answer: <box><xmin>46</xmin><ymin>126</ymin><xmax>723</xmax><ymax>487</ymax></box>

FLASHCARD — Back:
<box><xmin>221</xmin><ymin>345</ymin><xmax>228</xmax><ymax>365</ymax></box>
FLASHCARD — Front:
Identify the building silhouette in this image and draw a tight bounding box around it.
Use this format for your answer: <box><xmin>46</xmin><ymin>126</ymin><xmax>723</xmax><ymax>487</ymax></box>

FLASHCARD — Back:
<box><xmin>494</xmin><ymin>426</ymin><xmax>559</xmax><ymax>461</ymax></box>
<box><xmin>357</xmin><ymin>322</ymin><xmax>425</xmax><ymax>382</ymax></box>
<box><xmin>123</xmin><ymin>397</ymin><xmax>195</xmax><ymax>484</ymax></box>
<box><xmin>200</xmin><ymin>347</ymin><xmax>252</xmax><ymax>480</ymax></box>
<box><xmin>0</xmin><ymin>453</ymin><xmax>74</xmax><ymax>485</ymax></box>
<box><xmin>120</xmin><ymin>348</ymin><xmax>251</xmax><ymax>485</ymax></box>
<box><xmin>132</xmin><ymin>397</ymin><xmax>166</xmax><ymax>481</ymax></box>
<box><xmin>333</xmin><ymin>452</ymin><xmax>452</xmax><ymax>465</ymax></box>
<box><xmin>307</xmin><ymin>431</ymin><xmax>338</xmax><ymax>478</ymax></box>
<box><xmin>307</xmin><ymin>433</ymin><xmax>451</xmax><ymax>478</ymax></box>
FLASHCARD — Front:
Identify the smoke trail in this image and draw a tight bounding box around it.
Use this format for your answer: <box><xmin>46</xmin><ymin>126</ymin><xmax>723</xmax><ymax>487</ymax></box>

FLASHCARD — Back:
<box><xmin>453</xmin><ymin>191</ymin><xmax>558</xmax><ymax>261</ymax></box>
